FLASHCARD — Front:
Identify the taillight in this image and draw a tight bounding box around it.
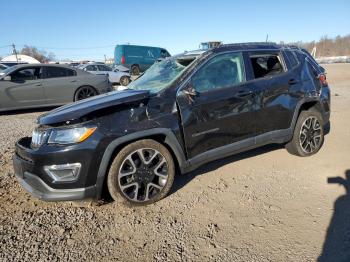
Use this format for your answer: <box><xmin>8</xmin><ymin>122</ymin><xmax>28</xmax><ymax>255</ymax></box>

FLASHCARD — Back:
<box><xmin>318</xmin><ymin>73</ymin><xmax>328</xmax><ymax>87</ymax></box>
<box><xmin>121</xmin><ymin>55</ymin><xmax>125</xmax><ymax>64</ymax></box>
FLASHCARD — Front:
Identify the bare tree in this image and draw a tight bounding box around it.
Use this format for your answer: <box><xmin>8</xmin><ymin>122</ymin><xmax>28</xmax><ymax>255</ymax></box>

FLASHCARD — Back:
<box><xmin>20</xmin><ymin>45</ymin><xmax>55</xmax><ymax>63</ymax></box>
<box><xmin>288</xmin><ymin>34</ymin><xmax>350</xmax><ymax>57</ymax></box>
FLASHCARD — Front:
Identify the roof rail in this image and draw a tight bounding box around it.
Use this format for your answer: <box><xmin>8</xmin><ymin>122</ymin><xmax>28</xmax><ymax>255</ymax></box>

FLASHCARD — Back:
<box><xmin>217</xmin><ymin>42</ymin><xmax>278</xmax><ymax>48</ymax></box>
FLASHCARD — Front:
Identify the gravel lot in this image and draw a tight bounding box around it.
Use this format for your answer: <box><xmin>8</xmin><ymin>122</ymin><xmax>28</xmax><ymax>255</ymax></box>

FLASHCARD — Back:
<box><xmin>1</xmin><ymin>64</ymin><xmax>349</xmax><ymax>261</ymax></box>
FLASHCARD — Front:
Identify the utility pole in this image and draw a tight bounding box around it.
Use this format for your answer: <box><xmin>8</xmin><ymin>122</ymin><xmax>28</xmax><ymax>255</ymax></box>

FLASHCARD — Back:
<box><xmin>12</xmin><ymin>43</ymin><xmax>18</xmax><ymax>62</ymax></box>
<box><xmin>265</xmin><ymin>34</ymin><xmax>269</xmax><ymax>42</ymax></box>
<box><xmin>104</xmin><ymin>54</ymin><xmax>107</xmax><ymax>63</ymax></box>
<box><xmin>311</xmin><ymin>46</ymin><xmax>317</xmax><ymax>58</ymax></box>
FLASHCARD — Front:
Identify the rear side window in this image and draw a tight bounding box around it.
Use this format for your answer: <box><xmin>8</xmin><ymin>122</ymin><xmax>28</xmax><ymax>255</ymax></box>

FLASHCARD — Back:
<box><xmin>86</xmin><ymin>65</ymin><xmax>98</xmax><ymax>71</ymax></box>
<box><xmin>160</xmin><ymin>49</ymin><xmax>170</xmax><ymax>58</ymax></box>
<box><xmin>249</xmin><ymin>53</ymin><xmax>284</xmax><ymax>79</ymax></box>
<box><xmin>192</xmin><ymin>52</ymin><xmax>246</xmax><ymax>93</ymax></box>
<box><xmin>45</xmin><ymin>67</ymin><xmax>76</xmax><ymax>78</ymax></box>
<box><xmin>285</xmin><ymin>50</ymin><xmax>299</xmax><ymax>68</ymax></box>
<box><xmin>97</xmin><ymin>65</ymin><xmax>112</xmax><ymax>71</ymax></box>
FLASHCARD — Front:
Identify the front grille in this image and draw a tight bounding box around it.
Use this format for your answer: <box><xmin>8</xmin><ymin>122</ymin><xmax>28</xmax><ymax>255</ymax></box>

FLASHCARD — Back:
<box><xmin>31</xmin><ymin>129</ymin><xmax>49</xmax><ymax>148</ymax></box>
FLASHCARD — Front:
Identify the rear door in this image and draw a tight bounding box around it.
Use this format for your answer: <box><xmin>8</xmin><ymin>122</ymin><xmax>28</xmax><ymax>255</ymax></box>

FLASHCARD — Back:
<box><xmin>42</xmin><ymin>66</ymin><xmax>78</xmax><ymax>104</ymax></box>
<box><xmin>246</xmin><ymin>51</ymin><xmax>295</xmax><ymax>134</ymax></box>
<box><xmin>97</xmin><ymin>65</ymin><xmax>111</xmax><ymax>74</ymax></box>
<box><xmin>177</xmin><ymin>52</ymin><xmax>258</xmax><ymax>158</ymax></box>
<box><xmin>0</xmin><ymin>66</ymin><xmax>45</xmax><ymax>109</ymax></box>
<box><xmin>85</xmin><ymin>65</ymin><xmax>99</xmax><ymax>75</ymax></box>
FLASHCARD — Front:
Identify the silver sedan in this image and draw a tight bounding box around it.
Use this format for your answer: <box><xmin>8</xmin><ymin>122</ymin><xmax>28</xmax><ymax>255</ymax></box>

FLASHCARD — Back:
<box><xmin>78</xmin><ymin>63</ymin><xmax>131</xmax><ymax>87</ymax></box>
<box><xmin>0</xmin><ymin>64</ymin><xmax>113</xmax><ymax>112</ymax></box>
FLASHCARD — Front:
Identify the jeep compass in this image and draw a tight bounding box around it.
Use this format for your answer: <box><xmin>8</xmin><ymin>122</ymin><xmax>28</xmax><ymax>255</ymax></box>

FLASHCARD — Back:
<box><xmin>13</xmin><ymin>43</ymin><xmax>331</xmax><ymax>205</ymax></box>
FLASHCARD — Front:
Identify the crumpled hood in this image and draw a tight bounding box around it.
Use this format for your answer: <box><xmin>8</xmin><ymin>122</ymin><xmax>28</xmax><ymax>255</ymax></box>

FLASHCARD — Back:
<box><xmin>38</xmin><ymin>89</ymin><xmax>150</xmax><ymax>125</ymax></box>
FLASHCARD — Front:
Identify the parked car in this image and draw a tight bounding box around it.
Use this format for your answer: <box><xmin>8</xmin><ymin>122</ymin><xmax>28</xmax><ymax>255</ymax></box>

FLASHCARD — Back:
<box><xmin>114</xmin><ymin>44</ymin><xmax>171</xmax><ymax>75</ymax></box>
<box><xmin>78</xmin><ymin>63</ymin><xmax>131</xmax><ymax>86</ymax></box>
<box><xmin>13</xmin><ymin>43</ymin><xmax>330</xmax><ymax>205</ymax></box>
<box><xmin>0</xmin><ymin>64</ymin><xmax>112</xmax><ymax>112</ymax></box>
<box><xmin>0</xmin><ymin>63</ymin><xmax>8</xmax><ymax>72</ymax></box>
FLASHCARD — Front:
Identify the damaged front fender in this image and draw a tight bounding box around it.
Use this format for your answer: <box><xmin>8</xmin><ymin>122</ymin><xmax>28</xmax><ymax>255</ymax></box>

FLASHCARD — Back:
<box><xmin>37</xmin><ymin>89</ymin><xmax>150</xmax><ymax>125</ymax></box>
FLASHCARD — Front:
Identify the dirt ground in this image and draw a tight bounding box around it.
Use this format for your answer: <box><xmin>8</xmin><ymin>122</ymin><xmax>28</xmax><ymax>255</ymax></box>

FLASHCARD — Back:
<box><xmin>0</xmin><ymin>64</ymin><xmax>349</xmax><ymax>261</ymax></box>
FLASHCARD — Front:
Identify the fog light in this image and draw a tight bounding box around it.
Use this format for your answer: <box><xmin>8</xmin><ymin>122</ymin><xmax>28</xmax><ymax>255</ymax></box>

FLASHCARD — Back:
<box><xmin>44</xmin><ymin>163</ymin><xmax>81</xmax><ymax>183</ymax></box>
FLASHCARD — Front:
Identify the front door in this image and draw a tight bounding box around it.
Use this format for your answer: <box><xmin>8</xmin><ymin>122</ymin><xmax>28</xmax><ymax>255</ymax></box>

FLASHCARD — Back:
<box><xmin>0</xmin><ymin>66</ymin><xmax>45</xmax><ymax>109</ymax></box>
<box><xmin>177</xmin><ymin>52</ymin><xmax>258</xmax><ymax>159</ymax></box>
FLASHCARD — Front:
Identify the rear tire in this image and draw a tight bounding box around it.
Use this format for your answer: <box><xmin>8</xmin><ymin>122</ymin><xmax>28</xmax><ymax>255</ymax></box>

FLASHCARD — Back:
<box><xmin>286</xmin><ymin>109</ymin><xmax>324</xmax><ymax>157</ymax></box>
<box><xmin>131</xmin><ymin>65</ymin><xmax>140</xmax><ymax>75</ymax></box>
<box><xmin>107</xmin><ymin>139</ymin><xmax>175</xmax><ymax>206</ymax></box>
<box><xmin>74</xmin><ymin>86</ymin><xmax>98</xmax><ymax>101</ymax></box>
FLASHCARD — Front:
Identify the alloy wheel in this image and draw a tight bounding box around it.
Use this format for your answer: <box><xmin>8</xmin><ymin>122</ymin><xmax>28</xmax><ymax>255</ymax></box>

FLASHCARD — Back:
<box><xmin>299</xmin><ymin>116</ymin><xmax>322</xmax><ymax>154</ymax></box>
<box><xmin>76</xmin><ymin>87</ymin><xmax>97</xmax><ymax>100</ymax></box>
<box><xmin>117</xmin><ymin>148</ymin><xmax>168</xmax><ymax>202</ymax></box>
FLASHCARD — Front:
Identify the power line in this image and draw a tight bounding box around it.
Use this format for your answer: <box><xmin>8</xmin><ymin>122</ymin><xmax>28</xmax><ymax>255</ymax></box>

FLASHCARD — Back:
<box><xmin>1</xmin><ymin>43</ymin><xmax>116</xmax><ymax>50</ymax></box>
<box><xmin>16</xmin><ymin>44</ymin><xmax>116</xmax><ymax>50</ymax></box>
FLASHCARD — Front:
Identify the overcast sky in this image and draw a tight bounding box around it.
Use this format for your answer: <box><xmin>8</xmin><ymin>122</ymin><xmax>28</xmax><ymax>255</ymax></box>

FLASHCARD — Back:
<box><xmin>1</xmin><ymin>0</ymin><xmax>349</xmax><ymax>61</ymax></box>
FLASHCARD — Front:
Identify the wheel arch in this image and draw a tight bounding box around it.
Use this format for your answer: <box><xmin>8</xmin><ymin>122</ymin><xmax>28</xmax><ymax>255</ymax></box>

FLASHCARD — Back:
<box><xmin>291</xmin><ymin>99</ymin><xmax>323</xmax><ymax>131</ymax></box>
<box><xmin>95</xmin><ymin>128</ymin><xmax>187</xmax><ymax>199</ymax></box>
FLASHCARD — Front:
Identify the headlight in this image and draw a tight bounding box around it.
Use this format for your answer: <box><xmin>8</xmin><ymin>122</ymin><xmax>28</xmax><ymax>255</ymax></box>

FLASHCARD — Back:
<box><xmin>48</xmin><ymin>126</ymin><xmax>96</xmax><ymax>145</ymax></box>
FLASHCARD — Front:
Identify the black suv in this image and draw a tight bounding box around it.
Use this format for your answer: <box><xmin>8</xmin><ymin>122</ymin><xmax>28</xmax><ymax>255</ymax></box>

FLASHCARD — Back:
<box><xmin>13</xmin><ymin>43</ymin><xmax>330</xmax><ymax>205</ymax></box>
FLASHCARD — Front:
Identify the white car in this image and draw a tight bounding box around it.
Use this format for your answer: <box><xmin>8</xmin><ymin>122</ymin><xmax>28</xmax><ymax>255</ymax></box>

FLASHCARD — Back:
<box><xmin>79</xmin><ymin>63</ymin><xmax>131</xmax><ymax>86</ymax></box>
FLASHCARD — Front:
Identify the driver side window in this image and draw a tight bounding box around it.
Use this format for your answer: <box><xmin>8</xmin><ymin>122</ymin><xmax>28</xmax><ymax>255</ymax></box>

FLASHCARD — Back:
<box><xmin>11</xmin><ymin>67</ymin><xmax>42</xmax><ymax>81</ymax></box>
<box><xmin>192</xmin><ymin>52</ymin><xmax>245</xmax><ymax>93</ymax></box>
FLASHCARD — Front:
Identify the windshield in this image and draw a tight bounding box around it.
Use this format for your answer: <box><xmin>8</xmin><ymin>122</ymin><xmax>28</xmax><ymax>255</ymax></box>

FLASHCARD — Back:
<box><xmin>1</xmin><ymin>67</ymin><xmax>13</xmax><ymax>75</ymax></box>
<box><xmin>127</xmin><ymin>58</ymin><xmax>188</xmax><ymax>93</ymax></box>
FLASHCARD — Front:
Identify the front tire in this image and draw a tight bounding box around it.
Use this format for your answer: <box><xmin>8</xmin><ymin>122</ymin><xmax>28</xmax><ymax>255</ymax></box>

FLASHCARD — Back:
<box><xmin>107</xmin><ymin>139</ymin><xmax>175</xmax><ymax>205</ymax></box>
<box><xmin>120</xmin><ymin>76</ymin><xmax>130</xmax><ymax>86</ymax></box>
<box><xmin>286</xmin><ymin>109</ymin><xmax>324</xmax><ymax>156</ymax></box>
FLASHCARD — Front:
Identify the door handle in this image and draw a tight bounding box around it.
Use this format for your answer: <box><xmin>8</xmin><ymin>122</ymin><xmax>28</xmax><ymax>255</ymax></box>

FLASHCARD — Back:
<box><xmin>237</xmin><ymin>90</ymin><xmax>254</xmax><ymax>97</ymax></box>
<box><xmin>288</xmin><ymin>79</ymin><xmax>298</xmax><ymax>85</ymax></box>
<box><xmin>70</xmin><ymin>80</ymin><xmax>77</xmax><ymax>83</ymax></box>
<box><xmin>36</xmin><ymin>84</ymin><xmax>42</xmax><ymax>86</ymax></box>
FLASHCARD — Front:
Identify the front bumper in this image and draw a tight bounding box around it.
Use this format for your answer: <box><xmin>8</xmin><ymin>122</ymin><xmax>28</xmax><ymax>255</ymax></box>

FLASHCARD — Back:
<box><xmin>14</xmin><ymin>156</ymin><xmax>95</xmax><ymax>201</ymax></box>
<box><xmin>13</xmin><ymin>136</ymin><xmax>103</xmax><ymax>201</ymax></box>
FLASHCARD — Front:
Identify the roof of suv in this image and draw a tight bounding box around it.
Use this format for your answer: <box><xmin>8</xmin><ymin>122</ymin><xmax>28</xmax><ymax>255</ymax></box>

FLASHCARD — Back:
<box><xmin>174</xmin><ymin>42</ymin><xmax>305</xmax><ymax>63</ymax></box>
<box><xmin>213</xmin><ymin>42</ymin><xmax>302</xmax><ymax>52</ymax></box>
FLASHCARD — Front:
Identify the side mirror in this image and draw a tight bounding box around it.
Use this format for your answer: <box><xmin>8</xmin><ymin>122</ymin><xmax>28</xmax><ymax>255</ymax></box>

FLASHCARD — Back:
<box><xmin>83</xmin><ymin>68</ymin><xmax>87</xmax><ymax>71</ymax></box>
<box><xmin>3</xmin><ymin>75</ymin><xmax>11</xmax><ymax>81</ymax></box>
<box><xmin>181</xmin><ymin>81</ymin><xmax>197</xmax><ymax>105</ymax></box>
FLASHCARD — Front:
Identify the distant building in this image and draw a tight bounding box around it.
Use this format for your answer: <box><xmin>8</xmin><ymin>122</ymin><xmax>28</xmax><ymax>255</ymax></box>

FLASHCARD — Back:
<box><xmin>105</xmin><ymin>58</ymin><xmax>114</xmax><ymax>65</ymax></box>
<box><xmin>1</xmin><ymin>54</ymin><xmax>40</xmax><ymax>64</ymax></box>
